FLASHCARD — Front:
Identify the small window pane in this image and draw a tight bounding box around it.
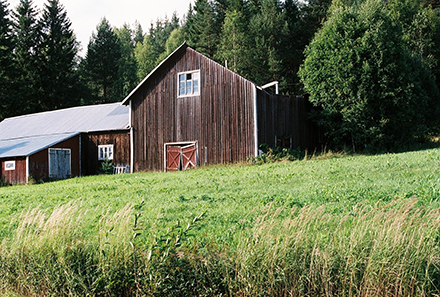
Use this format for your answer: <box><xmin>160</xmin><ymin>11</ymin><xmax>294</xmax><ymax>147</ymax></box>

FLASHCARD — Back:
<box><xmin>193</xmin><ymin>81</ymin><xmax>199</xmax><ymax>94</ymax></box>
<box><xmin>186</xmin><ymin>81</ymin><xmax>192</xmax><ymax>94</ymax></box>
<box><xmin>193</xmin><ymin>72</ymin><xmax>199</xmax><ymax>80</ymax></box>
<box><xmin>179</xmin><ymin>74</ymin><xmax>185</xmax><ymax>82</ymax></box>
<box><xmin>186</xmin><ymin>73</ymin><xmax>192</xmax><ymax>80</ymax></box>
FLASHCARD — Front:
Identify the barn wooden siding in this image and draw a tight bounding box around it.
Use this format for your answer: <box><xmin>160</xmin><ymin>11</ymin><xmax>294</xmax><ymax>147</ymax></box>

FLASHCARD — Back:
<box><xmin>257</xmin><ymin>91</ymin><xmax>321</xmax><ymax>151</ymax></box>
<box><xmin>1</xmin><ymin>157</ymin><xmax>27</xmax><ymax>184</ymax></box>
<box><xmin>81</xmin><ymin>131</ymin><xmax>130</xmax><ymax>175</ymax></box>
<box><xmin>131</xmin><ymin>47</ymin><xmax>256</xmax><ymax>172</ymax></box>
<box><xmin>29</xmin><ymin>136</ymin><xmax>80</xmax><ymax>181</ymax></box>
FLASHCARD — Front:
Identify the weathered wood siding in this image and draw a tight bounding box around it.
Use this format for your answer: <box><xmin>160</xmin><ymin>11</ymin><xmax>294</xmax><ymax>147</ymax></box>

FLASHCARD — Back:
<box><xmin>257</xmin><ymin>91</ymin><xmax>321</xmax><ymax>151</ymax></box>
<box><xmin>131</xmin><ymin>47</ymin><xmax>256</xmax><ymax>172</ymax></box>
<box><xmin>29</xmin><ymin>135</ymin><xmax>80</xmax><ymax>181</ymax></box>
<box><xmin>1</xmin><ymin>157</ymin><xmax>26</xmax><ymax>184</ymax></box>
<box><xmin>81</xmin><ymin>131</ymin><xmax>130</xmax><ymax>175</ymax></box>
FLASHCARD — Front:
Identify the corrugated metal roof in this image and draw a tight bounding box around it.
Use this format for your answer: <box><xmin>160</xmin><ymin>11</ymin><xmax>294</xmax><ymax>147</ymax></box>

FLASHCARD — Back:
<box><xmin>0</xmin><ymin>133</ymin><xmax>79</xmax><ymax>158</ymax></box>
<box><xmin>0</xmin><ymin>103</ymin><xmax>129</xmax><ymax>157</ymax></box>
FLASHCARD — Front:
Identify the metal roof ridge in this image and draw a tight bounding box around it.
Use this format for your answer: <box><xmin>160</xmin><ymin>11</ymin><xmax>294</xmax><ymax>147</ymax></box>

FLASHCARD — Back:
<box><xmin>0</xmin><ymin>132</ymin><xmax>79</xmax><ymax>142</ymax></box>
<box><xmin>1</xmin><ymin>102</ymin><xmax>124</xmax><ymax>122</ymax></box>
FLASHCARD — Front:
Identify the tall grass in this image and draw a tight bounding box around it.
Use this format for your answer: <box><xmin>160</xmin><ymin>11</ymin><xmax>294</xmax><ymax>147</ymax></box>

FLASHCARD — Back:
<box><xmin>1</xmin><ymin>197</ymin><xmax>439</xmax><ymax>296</ymax></box>
<box><xmin>232</xmin><ymin>198</ymin><xmax>440</xmax><ymax>296</ymax></box>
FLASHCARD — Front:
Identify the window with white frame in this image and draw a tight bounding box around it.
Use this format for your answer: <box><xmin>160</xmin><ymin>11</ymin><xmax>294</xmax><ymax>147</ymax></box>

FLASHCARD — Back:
<box><xmin>98</xmin><ymin>145</ymin><xmax>114</xmax><ymax>160</ymax></box>
<box><xmin>4</xmin><ymin>161</ymin><xmax>15</xmax><ymax>171</ymax></box>
<box><xmin>178</xmin><ymin>70</ymin><xmax>200</xmax><ymax>97</ymax></box>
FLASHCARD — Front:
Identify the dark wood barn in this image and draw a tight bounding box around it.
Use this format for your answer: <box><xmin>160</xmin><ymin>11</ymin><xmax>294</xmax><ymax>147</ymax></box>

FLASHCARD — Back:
<box><xmin>0</xmin><ymin>103</ymin><xmax>130</xmax><ymax>184</ymax></box>
<box><xmin>122</xmin><ymin>42</ymin><xmax>320</xmax><ymax>172</ymax></box>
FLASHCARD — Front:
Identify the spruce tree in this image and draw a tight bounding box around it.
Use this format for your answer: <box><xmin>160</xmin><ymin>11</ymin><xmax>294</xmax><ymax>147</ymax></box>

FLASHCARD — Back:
<box><xmin>115</xmin><ymin>24</ymin><xmax>138</xmax><ymax>98</ymax></box>
<box><xmin>247</xmin><ymin>0</ymin><xmax>287</xmax><ymax>87</ymax></box>
<box><xmin>217</xmin><ymin>9</ymin><xmax>249</xmax><ymax>73</ymax></box>
<box><xmin>84</xmin><ymin>18</ymin><xmax>121</xmax><ymax>103</ymax></box>
<box><xmin>186</xmin><ymin>0</ymin><xmax>220</xmax><ymax>58</ymax></box>
<box><xmin>11</xmin><ymin>0</ymin><xmax>40</xmax><ymax>115</ymax></box>
<box><xmin>0</xmin><ymin>0</ymin><xmax>14</xmax><ymax>120</ymax></box>
<box><xmin>38</xmin><ymin>0</ymin><xmax>79</xmax><ymax>111</ymax></box>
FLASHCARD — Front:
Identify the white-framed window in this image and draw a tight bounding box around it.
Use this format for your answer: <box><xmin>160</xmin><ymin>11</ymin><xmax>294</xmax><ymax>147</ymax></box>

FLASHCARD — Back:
<box><xmin>4</xmin><ymin>161</ymin><xmax>15</xmax><ymax>171</ymax></box>
<box><xmin>98</xmin><ymin>145</ymin><xmax>114</xmax><ymax>160</ymax></box>
<box><xmin>178</xmin><ymin>70</ymin><xmax>200</xmax><ymax>97</ymax></box>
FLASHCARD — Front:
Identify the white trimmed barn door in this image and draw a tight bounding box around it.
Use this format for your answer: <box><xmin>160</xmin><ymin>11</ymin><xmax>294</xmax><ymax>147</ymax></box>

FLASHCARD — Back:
<box><xmin>164</xmin><ymin>142</ymin><xmax>198</xmax><ymax>172</ymax></box>
<box><xmin>49</xmin><ymin>148</ymin><xmax>71</xmax><ymax>179</ymax></box>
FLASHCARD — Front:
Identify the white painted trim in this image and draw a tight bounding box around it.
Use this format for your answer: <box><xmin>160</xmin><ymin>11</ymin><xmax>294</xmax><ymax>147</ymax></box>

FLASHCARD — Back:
<box><xmin>26</xmin><ymin>156</ymin><xmax>29</xmax><ymax>184</ymax></box>
<box><xmin>164</xmin><ymin>141</ymin><xmax>199</xmax><ymax>172</ymax></box>
<box><xmin>4</xmin><ymin>160</ymin><xmax>15</xmax><ymax>171</ymax></box>
<box><xmin>79</xmin><ymin>135</ymin><xmax>82</xmax><ymax>177</ymax></box>
<box><xmin>261</xmin><ymin>81</ymin><xmax>279</xmax><ymax>95</ymax></box>
<box><xmin>98</xmin><ymin>144</ymin><xmax>114</xmax><ymax>160</ymax></box>
<box><xmin>253</xmin><ymin>85</ymin><xmax>258</xmax><ymax>157</ymax></box>
<box><xmin>129</xmin><ymin>100</ymin><xmax>134</xmax><ymax>173</ymax></box>
<box><xmin>177</xmin><ymin>70</ymin><xmax>201</xmax><ymax>98</ymax></box>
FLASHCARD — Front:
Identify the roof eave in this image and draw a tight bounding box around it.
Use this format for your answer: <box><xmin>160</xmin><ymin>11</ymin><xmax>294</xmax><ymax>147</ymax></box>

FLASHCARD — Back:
<box><xmin>121</xmin><ymin>41</ymin><xmax>188</xmax><ymax>106</ymax></box>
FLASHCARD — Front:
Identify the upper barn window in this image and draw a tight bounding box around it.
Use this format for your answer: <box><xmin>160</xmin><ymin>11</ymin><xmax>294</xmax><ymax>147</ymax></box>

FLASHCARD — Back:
<box><xmin>178</xmin><ymin>71</ymin><xmax>200</xmax><ymax>97</ymax></box>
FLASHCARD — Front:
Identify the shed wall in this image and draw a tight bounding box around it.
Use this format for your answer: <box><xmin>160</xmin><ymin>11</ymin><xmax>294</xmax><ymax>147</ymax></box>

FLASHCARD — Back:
<box><xmin>81</xmin><ymin>131</ymin><xmax>130</xmax><ymax>175</ymax></box>
<box><xmin>29</xmin><ymin>136</ymin><xmax>80</xmax><ymax>181</ymax></box>
<box><xmin>257</xmin><ymin>91</ymin><xmax>321</xmax><ymax>151</ymax></box>
<box><xmin>131</xmin><ymin>47</ymin><xmax>256</xmax><ymax>172</ymax></box>
<box><xmin>1</xmin><ymin>157</ymin><xmax>27</xmax><ymax>184</ymax></box>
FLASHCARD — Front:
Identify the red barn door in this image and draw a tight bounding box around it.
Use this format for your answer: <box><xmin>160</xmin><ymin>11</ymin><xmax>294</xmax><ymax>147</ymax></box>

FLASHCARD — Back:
<box><xmin>165</xmin><ymin>142</ymin><xmax>198</xmax><ymax>172</ymax></box>
<box><xmin>166</xmin><ymin>146</ymin><xmax>181</xmax><ymax>171</ymax></box>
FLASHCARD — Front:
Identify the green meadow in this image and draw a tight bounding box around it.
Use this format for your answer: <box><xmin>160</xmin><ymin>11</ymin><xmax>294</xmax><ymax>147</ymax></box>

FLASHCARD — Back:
<box><xmin>1</xmin><ymin>149</ymin><xmax>440</xmax><ymax>296</ymax></box>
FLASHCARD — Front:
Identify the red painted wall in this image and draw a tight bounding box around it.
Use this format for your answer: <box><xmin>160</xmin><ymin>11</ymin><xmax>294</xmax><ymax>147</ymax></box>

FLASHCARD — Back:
<box><xmin>29</xmin><ymin>135</ymin><xmax>80</xmax><ymax>181</ymax></box>
<box><xmin>0</xmin><ymin>157</ymin><xmax>27</xmax><ymax>184</ymax></box>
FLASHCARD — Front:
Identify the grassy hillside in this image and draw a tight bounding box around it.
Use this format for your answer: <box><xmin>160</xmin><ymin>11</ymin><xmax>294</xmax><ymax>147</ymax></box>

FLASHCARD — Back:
<box><xmin>1</xmin><ymin>149</ymin><xmax>440</xmax><ymax>296</ymax></box>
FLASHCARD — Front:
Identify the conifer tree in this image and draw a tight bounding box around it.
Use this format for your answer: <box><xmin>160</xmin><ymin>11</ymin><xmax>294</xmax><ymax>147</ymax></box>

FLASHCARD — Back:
<box><xmin>84</xmin><ymin>18</ymin><xmax>121</xmax><ymax>103</ymax></box>
<box><xmin>247</xmin><ymin>0</ymin><xmax>287</xmax><ymax>87</ymax></box>
<box><xmin>186</xmin><ymin>0</ymin><xmax>220</xmax><ymax>58</ymax></box>
<box><xmin>0</xmin><ymin>0</ymin><xmax>14</xmax><ymax>120</ymax></box>
<box><xmin>115</xmin><ymin>23</ymin><xmax>138</xmax><ymax>98</ymax></box>
<box><xmin>38</xmin><ymin>0</ymin><xmax>79</xmax><ymax>110</ymax></box>
<box><xmin>11</xmin><ymin>0</ymin><xmax>40</xmax><ymax>114</ymax></box>
<box><xmin>217</xmin><ymin>9</ymin><xmax>248</xmax><ymax>73</ymax></box>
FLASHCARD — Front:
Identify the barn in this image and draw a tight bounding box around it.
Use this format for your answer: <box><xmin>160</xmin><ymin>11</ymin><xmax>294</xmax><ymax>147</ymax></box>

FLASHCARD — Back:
<box><xmin>122</xmin><ymin>42</ymin><xmax>320</xmax><ymax>172</ymax></box>
<box><xmin>0</xmin><ymin>103</ymin><xmax>130</xmax><ymax>184</ymax></box>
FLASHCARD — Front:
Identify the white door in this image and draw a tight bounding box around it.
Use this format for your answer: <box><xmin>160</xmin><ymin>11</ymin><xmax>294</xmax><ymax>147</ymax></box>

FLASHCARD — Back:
<box><xmin>49</xmin><ymin>148</ymin><xmax>71</xmax><ymax>179</ymax></box>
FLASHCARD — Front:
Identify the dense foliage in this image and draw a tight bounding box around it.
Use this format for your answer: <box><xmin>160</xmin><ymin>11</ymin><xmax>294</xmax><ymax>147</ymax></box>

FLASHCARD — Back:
<box><xmin>299</xmin><ymin>0</ymin><xmax>440</xmax><ymax>151</ymax></box>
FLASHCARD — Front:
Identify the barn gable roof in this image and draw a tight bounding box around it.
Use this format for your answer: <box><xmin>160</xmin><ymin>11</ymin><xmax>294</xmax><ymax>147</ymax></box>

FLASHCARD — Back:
<box><xmin>0</xmin><ymin>103</ymin><xmax>129</xmax><ymax>158</ymax></box>
<box><xmin>121</xmin><ymin>42</ymin><xmax>261</xmax><ymax>106</ymax></box>
<box><xmin>122</xmin><ymin>42</ymin><xmax>188</xmax><ymax>105</ymax></box>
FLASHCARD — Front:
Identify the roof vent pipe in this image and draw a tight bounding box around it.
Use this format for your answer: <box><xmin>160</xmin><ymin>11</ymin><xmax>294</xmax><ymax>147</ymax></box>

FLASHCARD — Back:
<box><xmin>261</xmin><ymin>81</ymin><xmax>279</xmax><ymax>95</ymax></box>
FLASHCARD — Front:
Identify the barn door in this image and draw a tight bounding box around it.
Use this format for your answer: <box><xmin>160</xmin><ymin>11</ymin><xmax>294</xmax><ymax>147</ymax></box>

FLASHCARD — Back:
<box><xmin>165</xmin><ymin>142</ymin><xmax>198</xmax><ymax>172</ymax></box>
<box><xmin>181</xmin><ymin>144</ymin><xmax>197</xmax><ymax>170</ymax></box>
<box><xmin>166</xmin><ymin>146</ymin><xmax>181</xmax><ymax>172</ymax></box>
<box><xmin>49</xmin><ymin>148</ymin><xmax>71</xmax><ymax>179</ymax></box>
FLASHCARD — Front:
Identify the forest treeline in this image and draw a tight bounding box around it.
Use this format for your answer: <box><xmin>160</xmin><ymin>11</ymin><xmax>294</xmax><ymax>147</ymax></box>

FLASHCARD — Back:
<box><xmin>1</xmin><ymin>0</ymin><xmax>440</xmax><ymax>150</ymax></box>
<box><xmin>0</xmin><ymin>0</ymin><xmax>333</xmax><ymax>120</ymax></box>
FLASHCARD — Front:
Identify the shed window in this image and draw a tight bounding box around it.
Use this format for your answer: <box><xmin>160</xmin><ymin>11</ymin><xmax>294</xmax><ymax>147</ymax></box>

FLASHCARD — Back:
<box><xmin>4</xmin><ymin>161</ymin><xmax>15</xmax><ymax>171</ymax></box>
<box><xmin>178</xmin><ymin>71</ymin><xmax>200</xmax><ymax>97</ymax></box>
<box><xmin>98</xmin><ymin>145</ymin><xmax>114</xmax><ymax>160</ymax></box>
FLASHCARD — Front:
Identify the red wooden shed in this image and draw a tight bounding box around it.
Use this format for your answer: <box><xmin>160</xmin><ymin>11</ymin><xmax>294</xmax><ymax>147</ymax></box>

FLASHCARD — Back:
<box><xmin>0</xmin><ymin>103</ymin><xmax>130</xmax><ymax>184</ymax></box>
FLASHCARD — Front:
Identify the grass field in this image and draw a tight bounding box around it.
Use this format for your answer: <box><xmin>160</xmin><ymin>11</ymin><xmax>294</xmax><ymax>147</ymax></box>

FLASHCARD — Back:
<box><xmin>1</xmin><ymin>148</ymin><xmax>440</xmax><ymax>296</ymax></box>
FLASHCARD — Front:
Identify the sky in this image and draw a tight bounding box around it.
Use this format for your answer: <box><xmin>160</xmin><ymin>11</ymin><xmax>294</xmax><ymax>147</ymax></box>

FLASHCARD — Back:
<box><xmin>7</xmin><ymin>0</ymin><xmax>194</xmax><ymax>55</ymax></box>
